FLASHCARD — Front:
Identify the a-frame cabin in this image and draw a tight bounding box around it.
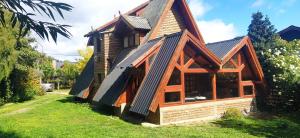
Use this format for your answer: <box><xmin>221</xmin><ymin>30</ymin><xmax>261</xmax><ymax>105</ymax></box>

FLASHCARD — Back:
<box><xmin>71</xmin><ymin>0</ymin><xmax>266</xmax><ymax>125</ymax></box>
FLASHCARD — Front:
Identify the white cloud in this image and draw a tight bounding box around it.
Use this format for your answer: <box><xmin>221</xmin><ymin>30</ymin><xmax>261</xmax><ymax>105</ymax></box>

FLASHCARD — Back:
<box><xmin>197</xmin><ymin>19</ymin><xmax>237</xmax><ymax>43</ymax></box>
<box><xmin>33</xmin><ymin>0</ymin><xmax>148</xmax><ymax>61</ymax></box>
<box><xmin>188</xmin><ymin>0</ymin><xmax>212</xmax><ymax>18</ymax></box>
<box><xmin>33</xmin><ymin>0</ymin><xmax>238</xmax><ymax>61</ymax></box>
<box><xmin>252</xmin><ymin>0</ymin><xmax>265</xmax><ymax>7</ymax></box>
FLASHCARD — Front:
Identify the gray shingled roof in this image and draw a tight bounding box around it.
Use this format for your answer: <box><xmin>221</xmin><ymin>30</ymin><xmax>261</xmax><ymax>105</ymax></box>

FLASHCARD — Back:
<box><xmin>206</xmin><ymin>37</ymin><xmax>244</xmax><ymax>60</ymax></box>
<box><xmin>123</xmin><ymin>16</ymin><xmax>151</xmax><ymax>30</ymax></box>
<box><xmin>130</xmin><ymin>32</ymin><xmax>182</xmax><ymax>116</ymax></box>
<box><xmin>70</xmin><ymin>56</ymin><xmax>94</xmax><ymax>98</ymax></box>
<box><xmin>93</xmin><ymin>38</ymin><xmax>163</xmax><ymax>106</ymax></box>
<box><xmin>141</xmin><ymin>0</ymin><xmax>168</xmax><ymax>28</ymax></box>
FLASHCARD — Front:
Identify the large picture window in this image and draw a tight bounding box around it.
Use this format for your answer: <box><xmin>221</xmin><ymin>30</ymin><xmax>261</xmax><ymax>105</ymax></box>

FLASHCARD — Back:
<box><xmin>217</xmin><ymin>73</ymin><xmax>239</xmax><ymax>99</ymax></box>
<box><xmin>184</xmin><ymin>73</ymin><xmax>212</xmax><ymax>102</ymax></box>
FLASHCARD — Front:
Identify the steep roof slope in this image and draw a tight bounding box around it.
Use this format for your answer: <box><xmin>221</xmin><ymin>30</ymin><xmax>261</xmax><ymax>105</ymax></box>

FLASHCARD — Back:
<box><xmin>93</xmin><ymin>38</ymin><xmax>163</xmax><ymax>105</ymax></box>
<box><xmin>70</xmin><ymin>56</ymin><xmax>94</xmax><ymax>98</ymax></box>
<box><xmin>278</xmin><ymin>25</ymin><xmax>300</xmax><ymax>41</ymax></box>
<box><xmin>130</xmin><ymin>32</ymin><xmax>183</xmax><ymax>115</ymax></box>
<box><xmin>206</xmin><ymin>37</ymin><xmax>244</xmax><ymax>60</ymax></box>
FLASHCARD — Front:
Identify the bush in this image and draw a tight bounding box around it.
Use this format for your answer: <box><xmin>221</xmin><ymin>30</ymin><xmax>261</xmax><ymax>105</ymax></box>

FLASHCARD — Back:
<box><xmin>222</xmin><ymin>108</ymin><xmax>244</xmax><ymax>120</ymax></box>
<box><xmin>10</xmin><ymin>68</ymin><xmax>44</xmax><ymax>102</ymax></box>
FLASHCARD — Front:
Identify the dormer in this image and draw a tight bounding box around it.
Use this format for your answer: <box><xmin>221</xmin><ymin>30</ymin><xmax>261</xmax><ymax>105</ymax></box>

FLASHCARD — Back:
<box><xmin>114</xmin><ymin>15</ymin><xmax>151</xmax><ymax>48</ymax></box>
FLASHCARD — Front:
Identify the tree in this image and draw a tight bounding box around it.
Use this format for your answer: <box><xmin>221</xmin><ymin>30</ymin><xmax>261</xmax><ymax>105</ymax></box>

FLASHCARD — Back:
<box><xmin>248</xmin><ymin>11</ymin><xmax>277</xmax><ymax>50</ymax></box>
<box><xmin>60</xmin><ymin>61</ymin><xmax>79</xmax><ymax>87</ymax></box>
<box><xmin>77</xmin><ymin>47</ymin><xmax>93</xmax><ymax>71</ymax></box>
<box><xmin>0</xmin><ymin>12</ymin><xmax>18</xmax><ymax>82</ymax></box>
<box><xmin>0</xmin><ymin>0</ymin><xmax>73</xmax><ymax>43</ymax></box>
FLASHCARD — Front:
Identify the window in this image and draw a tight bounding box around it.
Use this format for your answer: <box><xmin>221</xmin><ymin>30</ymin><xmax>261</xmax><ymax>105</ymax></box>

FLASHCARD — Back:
<box><xmin>216</xmin><ymin>73</ymin><xmax>239</xmax><ymax>99</ymax></box>
<box><xmin>97</xmin><ymin>73</ymin><xmax>102</xmax><ymax>83</ymax></box>
<box><xmin>124</xmin><ymin>37</ymin><xmax>129</xmax><ymax>48</ymax></box>
<box><xmin>96</xmin><ymin>37</ymin><xmax>101</xmax><ymax>52</ymax></box>
<box><xmin>241</xmin><ymin>53</ymin><xmax>256</xmax><ymax>81</ymax></box>
<box><xmin>124</xmin><ymin>33</ymin><xmax>140</xmax><ymax>48</ymax></box>
<box><xmin>223</xmin><ymin>61</ymin><xmax>236</xmax><ymax>69</ymax></box>
<box><xmin>135</xmin><ymin>33</ymin><xmax>140</xmax><ymax>46</ymax></box>
<box><xmin>185</xmin><ymin>73</ymin><xmax>212</xmax><ymax>102</ymax></box>
<box><xmin>167</xmin><ymin>68</ymin><xmax>181</xmax><ymax>85</ymax></box>
<box><xmin>165</xmin><ymin>92</ymin><xmax>180</xmax><ymax>103</ymax></box>
<box><xmin>244</xmin><ymin>85</ymin><xmax>254</xmax><ymax>95</ymax></box>
<box><xmin>129</xmin><ymin>35</ymin><xmax>134</xmax><ymax>47</ymax></box>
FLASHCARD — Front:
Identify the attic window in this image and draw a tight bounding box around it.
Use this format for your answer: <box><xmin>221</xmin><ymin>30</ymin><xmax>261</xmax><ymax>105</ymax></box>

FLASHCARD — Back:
<box><xmin>123</xmin><ymin>33</ymin><xmax>140</xmax><ymax>48</ymax></box>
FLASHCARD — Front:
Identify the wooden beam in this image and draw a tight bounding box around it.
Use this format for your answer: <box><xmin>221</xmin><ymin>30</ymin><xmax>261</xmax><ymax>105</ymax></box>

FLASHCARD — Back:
<box><xmin>212</xmin><ymin>73</ymin><xmax>217</xmax><ymax>100</ymax></box>
<box><xmin>184</xmin><ymin>58</ymin><xmax>195</xmax><ymax>69</ymax></box>
<box><xmin>230</xmin><ymin>59</ymin><xmax>239</xmax><ymax>68</ymax></box>
<box><xmin>165</xmin><ymin>85</ymin><xmax>182</xmax><ymax>92</ymax></box>
<box><xmin>149</xmin><ymin>30</ymin><xmax>189</xmax><ymax>112</ymax></box>
<box><xmin>184</xmin><ymin>68</ymin><xmax>211</xmax><ymax>73</ymax></box>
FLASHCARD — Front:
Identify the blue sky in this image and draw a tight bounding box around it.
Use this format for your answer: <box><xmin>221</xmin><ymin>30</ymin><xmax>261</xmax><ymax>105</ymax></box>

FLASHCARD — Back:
<box><xmin>34</xmin><ymin>0</ymin><xmax>300</xmax><ymax>62</ymax></box>
<box><xmin>197</xmin><ymin>0</ymin><xmax>300</xmax><ymax>35</ymax></box>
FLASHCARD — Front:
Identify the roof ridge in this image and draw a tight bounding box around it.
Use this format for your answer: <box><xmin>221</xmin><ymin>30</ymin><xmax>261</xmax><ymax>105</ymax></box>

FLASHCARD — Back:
<box><xmin>206</xmin><ymin>36</ymin><xmax>244</xmax><ymax>45</ymax></box>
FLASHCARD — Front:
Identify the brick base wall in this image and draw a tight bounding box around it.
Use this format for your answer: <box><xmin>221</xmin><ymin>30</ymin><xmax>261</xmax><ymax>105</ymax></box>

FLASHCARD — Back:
<box><xmin>158</xmin><ymin>98</ymin><xmax>255</xmax><ymax>125</ymax></box>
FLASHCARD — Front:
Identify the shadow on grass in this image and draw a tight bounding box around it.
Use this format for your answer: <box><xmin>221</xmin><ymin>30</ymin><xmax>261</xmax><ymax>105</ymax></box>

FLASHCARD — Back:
<box><xmin>0</xmin><ymin>130</ymin><xmax>21</xmax><ymax>138</ymax></box>
<box><xmin>57</xmin><ymin>96</ymin><xmax>115</xmax><ymax>116</ymax></box>
<box><xmin>56</xmin><ymin>96</ymin><xmax>144</xmax><ymax>125</ymax></box>
<box><xmin>214</xmin><ymin>116</ymin><xmax>300</xmax><ymax>138</ymax></box>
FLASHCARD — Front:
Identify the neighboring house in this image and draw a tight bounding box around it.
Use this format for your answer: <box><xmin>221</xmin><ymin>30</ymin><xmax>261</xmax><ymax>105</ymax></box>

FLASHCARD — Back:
<box><xmin>278</xmin><ymin>25</ymin><xmax>300</xmax><ymax>41</ymax></box>
<box><xmin>70</xmin><ymin>0</ymin><xmax>266</xmax><ymax>125</ymax></box>
<box><xmin>52</xmin><ymin>59</ymin><xmax>64</xmax><ymax>69</ymax></box>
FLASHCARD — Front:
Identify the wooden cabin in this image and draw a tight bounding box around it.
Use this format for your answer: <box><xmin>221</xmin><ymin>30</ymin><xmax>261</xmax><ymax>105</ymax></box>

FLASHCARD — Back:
<box><xmin>71</xmin><ymin>0</ymin><xmax>266</xmax><ymax>125</ymax></box>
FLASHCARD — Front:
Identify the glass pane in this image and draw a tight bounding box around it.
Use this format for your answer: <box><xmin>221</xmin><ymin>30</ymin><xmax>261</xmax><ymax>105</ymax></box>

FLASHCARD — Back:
<box><xmin>232</xmin><ymin>54</ymin><xmax>238</xmax><ymax>64</ymax></box>
<box><xmin>177</xmin><ymin>58</ymin><xmax>181</xmax><ymax>65</ymax></box>
<box><xmin>244</xmin><ymin>85</ymin><xmax>254</xmax><ymax>95</ymax></box>
<box><xmin>189</xmin><ymin>62</ymin><xmax>202</xmax><ymax>68</ymax></box>
<box><xmin>135</xmin><ymin>33</ymin><xmax>140</xmax><ymax>46</ymax></box>
<box><xmin>217</xmin><ymin>73</ymin><xmax>239</xmax><ymax>99</ymax></box>
<box><xmin>184</xmin><ymin>73</ymin><xmax>212</xmax><ymax>102</ymax></box>
<box><xmin>241</xmin><ymin>52</ymin><xmax>255</xmax><ymax>81</ymax></box>
<box><xmin>165</xmin><ymin>92</ymin><xmax>180</xmax><ymax>103</ymax></box>
<box><xmin>124</xmin><ymin>37</ymin><xmax>128</xmax><ymax>48</ymax></box>
<box><xmin>168</xmin><ymin>68</ymin><xmax>181</xmax><ymax>85</ymax></box>
<box><xmin>223</xmin><ymin>61</ymin><xmax>235</xmax><ymax>69</ymax></box>
<box><xmin>184</xmin><ymin>54</ymin><xmax>191</xmax><ymax>64</ymax></box>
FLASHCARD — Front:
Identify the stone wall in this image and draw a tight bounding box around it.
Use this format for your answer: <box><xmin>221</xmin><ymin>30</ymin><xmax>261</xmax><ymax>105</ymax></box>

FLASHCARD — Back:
<box><xmin>158</xmin><ymin>98</ymin><xmax>255</xmax><ymax>125</ymax></box>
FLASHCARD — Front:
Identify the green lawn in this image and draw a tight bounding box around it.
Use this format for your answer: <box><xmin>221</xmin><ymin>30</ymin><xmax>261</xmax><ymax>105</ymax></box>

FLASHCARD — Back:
<box><xmin>0</xmin><ymin>93</ymin><xmax>299</xmax><ymax>138</ymax></box>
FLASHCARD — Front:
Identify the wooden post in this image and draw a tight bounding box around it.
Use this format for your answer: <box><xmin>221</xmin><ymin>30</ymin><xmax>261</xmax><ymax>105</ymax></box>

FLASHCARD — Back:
<box><xmin>238</xmin><ymin>71</ymin><xmax>244</xmax><ymax>97</ymax></box>
<box><xmin>180</xmin><ymin>51</ymin><xmax>185</xmax><ymax>104</ymax></box>
<box><xmin>212</xmin><ymin>73</ymin><xmax>217</xmax><ymax>100</ymax></box>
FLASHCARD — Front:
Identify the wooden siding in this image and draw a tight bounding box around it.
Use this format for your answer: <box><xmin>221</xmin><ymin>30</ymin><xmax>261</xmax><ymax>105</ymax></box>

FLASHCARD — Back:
<box><xmin>93</xmin><ymin>26</ymin><xmax>122</xmax><ymax>87</ymax></box>
<box><xmin>156</xmin><ymin>6</ymin><xmax>186</xmax><ymax>38</ymax></box>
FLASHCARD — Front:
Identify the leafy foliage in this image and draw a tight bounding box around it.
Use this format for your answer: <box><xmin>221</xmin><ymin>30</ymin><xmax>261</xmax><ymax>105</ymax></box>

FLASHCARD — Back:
<box><xmin>248</xmin><ymin>12</ymin><xmax>300</xmax><ymax>111</ymax></box>
<box><xmin>77</xmin><ymin>47</ymin><xmax>93</xmax><ymax>72</ymax></box>
<box><xmin>0</xmin><ymin>12</ymin><xmax>18</xmax><ymax>81</ymax></box>
<box><xmin>58</xmin><ymin>61</ymin><xmax>79</xmax><ymax>88</ymax></box>
<box><xmin>222</xmin><ymin>108</ymin><xmax>244</xmax><ymax>120</ymax></box>
<box><xmin>0</xmin><ymin>0</ymin><xmax>73</xmax><ymax>42</ymax></box>
<box><xmin>261</xmin><ymin>38</ymin><xmax>300</xmax><ymax>110</ymax></box>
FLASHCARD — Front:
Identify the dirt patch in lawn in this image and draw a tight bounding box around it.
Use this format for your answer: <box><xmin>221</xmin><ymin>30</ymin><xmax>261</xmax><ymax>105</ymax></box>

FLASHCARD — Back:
<box><xmin>2</xmin><ymin>108</ymin><xmax>32</xmax><ymax>116</ymax></box>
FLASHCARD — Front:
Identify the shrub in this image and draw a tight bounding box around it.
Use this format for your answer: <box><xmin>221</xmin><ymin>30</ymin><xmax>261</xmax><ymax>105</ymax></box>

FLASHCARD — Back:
<box><xmin>11</xmin><ymin>68</ymin><xmax>44</xmax><ymax>102</ymax></box>
<box><xmin>222</xmin><ymin>108</ymin><xmax>244</xmax><ymax>120</ymax></box>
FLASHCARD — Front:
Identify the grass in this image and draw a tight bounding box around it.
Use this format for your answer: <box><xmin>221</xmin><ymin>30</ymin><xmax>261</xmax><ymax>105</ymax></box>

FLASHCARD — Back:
<box><xmin>0</xmin><ymin>93</ymin><xmax>299</xmax><ymax>138</ymax></box>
